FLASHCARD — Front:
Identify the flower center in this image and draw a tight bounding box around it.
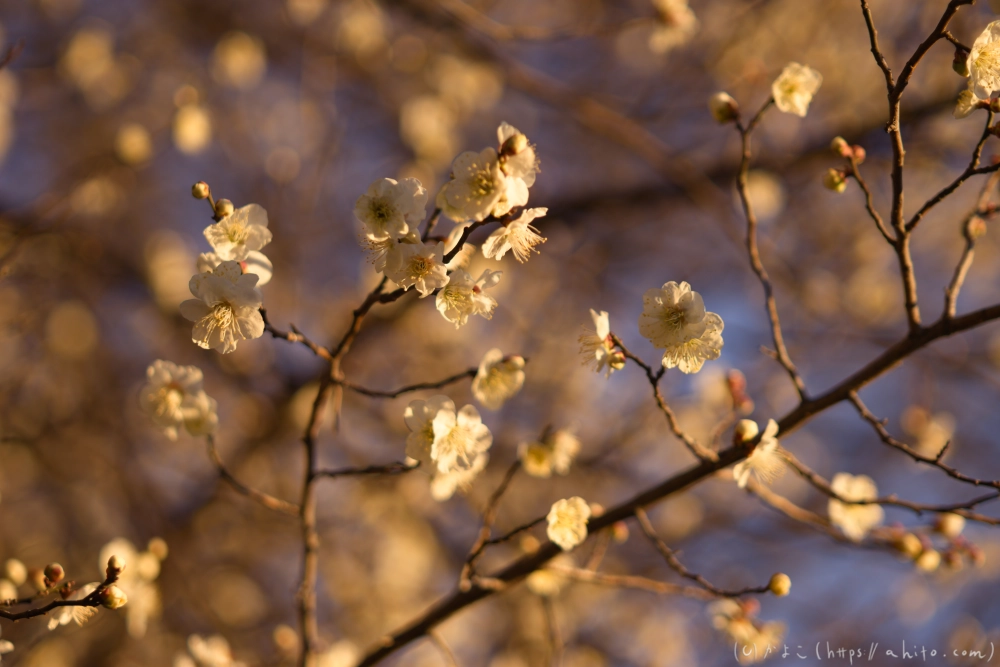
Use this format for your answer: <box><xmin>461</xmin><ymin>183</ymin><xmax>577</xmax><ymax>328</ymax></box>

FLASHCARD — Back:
<box><xmin>408</xmin><ymin>256</ymin><xmax>432</xmax><ymax>277</ymax></box>
<box><xmin>369</xmin><ymin>198</ymin><xmax>394</xmax><ymax>226</ymax></box>
<box><xmin>976</xmin><ymin>41</ymin><xmax>1000</xmax><ymax>78</ymax></box>
<box><xmin>659</xmin><ymin>304</ymin><xmax>687</xmax><ymax>332</ymax></box>
<box><xmin>226</xmin><ymin>222</ymin><xmax>250</xmax><ymax>245</ymax></box>
<box><xmin>472</xmin><ymin>168</ymin><xmax>496</xmax><ymax>197</ymax></box>
<box><xmin>212</xmin><ymin>302</ymin><xmax>236</xmax><ymax>330</ymax></box>
<box><xmin>155</xmin><ymin>383</ymin><xmax>185</xmax><ymax>417</ymax></box>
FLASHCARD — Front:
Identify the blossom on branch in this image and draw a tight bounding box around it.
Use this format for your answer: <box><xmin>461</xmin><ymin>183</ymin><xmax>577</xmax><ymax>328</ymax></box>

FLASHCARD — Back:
<box><xmin>648</xmin><ymin>0</ymin><xmax>698</xmax><ymax>54</ymax></box>
<box><xmin>180</xmin><ymin>260</ymin><xmax>264</xmax><ymax>353</ymax></box>
<box><xmin>497</xmin><ymin>122</ymin><xmax>539</xmax><ymax>187</ymax></box>
<box><xmin>547</xmin><ymin>497</ymin><xmax>591</xmax><ymax>551</ymax></box>
<box><xmin>139</xmin><ymin>360</ymin><xmax>218</xmax><ymax>440</ymax></box>
<box><xmin>175</xmin><ymin>634</ymin><xmax>247</xmax><ymax>667</ymax></box>
<box><xmin>435</xmin><ymin>268</ymin><xmax>501</xmax><ymax>327</ymax></box>
<box><xmin>638</xmin><ymin>281</ymin><xmax>724</xmax><ymax>374</ymax></box>
<box><xmin>472</xmin><ymin>348</ymin><xmax>526</xmax><ymax>410</ymax></box>
<box><xmin>197</xmin><ymin>250</ymin><xmax>273</xmax><ymax>286</ymax></box>
<box><xmin>482</xmin><ymin>207</ymin><xmax>547</xmax><ymax>263</ymax></box>
<box><xmin>98</xmin><ymin>537</ymin><xmax>166</xmax><ymax>638</ymax></box>
<box><xmin>353</xmin><ymin>177</ymin><xmax>428</xmax><ymax>243</ymax></box>
<box><xmin>771</xmin><ymin>62</ymin><xmax>822</xmax><ymax>117</ymax></box>
<box><xmin>519</xmin><ymin>428</ymin><xmax>580</xmax><ymax>478</ymax></box>
<box><xmin>828</xmin><ymin>473</ymin><xmax>884</xmax><ymax>542</ymax></box>
<box><xmin>404</xmin><ymin>395</ymin><xmax>493</xmax><ymax>475</ymax></box>
<box><xmin>436</xmin><ymin>148</ymin><xmax>527</xmax><ymax>222</ymax></box>
<box><xmin>383</xmin><ymin>240</ymin><xmax>449</xmax><ymax>297</ymax></box>
<box><xmin>968</xmin><ymin>20</ymin><xmax>1000</xmax><ymax>100</ymax></box>
<box><xmin>578</xmin><ymin>309</ymin><xmax>625</xmax><ymax>376</ymax></box>
<box><xmin>202</xmin><ymin>203</ymin><xmax>272</xmax><ymax>262</ymax></box>
<box><xmin>732</xmin><ymin>419</ymin><xmax>785</xmax><ymax>488</ymax></box>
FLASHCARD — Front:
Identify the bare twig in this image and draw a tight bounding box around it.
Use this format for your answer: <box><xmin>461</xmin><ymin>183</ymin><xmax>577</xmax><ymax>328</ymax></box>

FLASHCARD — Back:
<box><xmin>261</xmin><ymin>308</ymin><xmax>333</xmax><ymax>361</ymax></box>
<box><xmin>316</xmin><ymin>461</ymin><xmax>418</xmax><ymax>479</ymax></box>
<box><xmin>337</xmin><ymin>368</ymin><xmax>478</xmax><ymax>399</ymax></box>
<box><xmin>206</xmin><ymin>436</ymin><xmax>299</xmax><ymax>516</ymax></box>
<box><xmin>428</xmin><ymin>631</ymin><xmax>459</xmax><ymax>667</ymax></box>
<box><xmin>460</xmin><ymin>460</ymin><xmax>522</xmax><ymax>589</ymax></box>
<box><xmin>0</xmin><ymin>570</ymin><xmax>119</xmax><ymax>622</ymax></box>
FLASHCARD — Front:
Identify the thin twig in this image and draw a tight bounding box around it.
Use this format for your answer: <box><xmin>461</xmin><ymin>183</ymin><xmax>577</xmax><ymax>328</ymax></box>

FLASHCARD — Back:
<box><xmin>261</xmin><ymin>308</ymin><xmax>333</xmax><ymax>361</ymax></box>
<box><xmin>460</xmin><ymin>460</ymin><xmax>522</xmax><ymax>589</ymax></box>
<box><xmin>0</xmin><ymin>571</ymin><xmax>119</xmax><ymax>622</ymax></box>
<box><xmin>846</xmin><ymin>156</ymin><xmax>894</xmax><ymax>244</ymax></box>
<box><xmin>316</xmin><ymin>461</ymin><xmax>418</xmax><ymax>479</ymax></box>
<box><xmin>206</xmin><ymin>436</ymin><xmax>300</xmax><ymax>516</ymax></box>
<box><xmin>337</xmin><ymin>368</ymin><xmax>478</xmax><ymax>399</ymax></box>
<box><xmin>944</xmin><ymin>172</ymin><xmax>1000</xmax><ymax>317</ymax></box>
<box><xmin>428</xmin><ymin>631</ymin><xmax>459</xmax><ymax>667</ymax></box>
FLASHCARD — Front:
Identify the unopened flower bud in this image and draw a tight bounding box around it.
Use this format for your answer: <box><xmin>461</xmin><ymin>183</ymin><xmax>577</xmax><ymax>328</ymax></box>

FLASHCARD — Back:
<box><xmin>830</xmin><ymin>136</ymin><xmax>851</xmax><ymax>157</ymax></box>
<box><xmin>915</xmin><ymin>549</ymin><xmax>941</xmax><ymax>572</ymax></box>
<box><xmin>99</xmin><ymin>585</ymin><xmax>128</xmax><ymax>609</ymax></box>
<box><xmin>520</xmin><ymin>534</ymin><xmax>541</xmax><ymax>554</ymax></box>
<box><xmin>106</xmin><ymin>555</ymin><xmax>126</xmax><ymax>579</ymax></box>
<box><xmin>708</xmin><ymin>92</ymin><xmax>740</xmax><ymax>123</ymax></box>
<box><xmin>191</xmin><ymin>181</ymin><xmax>210</xmax><ymax>199</ymax></box>
<box><xmin>894</xmin><ymin>532</ymin><xmax>923</xmax><ymax>559</ymax></box>
<box><xmin>214</xmin><ymin>198</ymin><xmax>234</xmax><ymax>218</ymax></box>
<box><xmin>768</xmin><ymin>572</ymin><xmax>791</xmax><ymax>597</ymax></box>
<box><xmin>733</xmin><ymin>419</ymin><xmax>759</xmax><ymax>445</ymax></box>
<box><xmin>966</xmin><ymin>216</ymin><xmax>988</xmax><ymax>241</ymax></box>
<box><xmin>28</xmin><ymin>568</ymin><xmax>46</xmax><ymax>591</ymax></box>
<box><xmin>823</xmin><ymin>168</ymin><xmax>848</xmax><ymax>193</ymax></box>
<box><xmin>44</xmin><ymin>563</ymin><xmax>64</xmax><ymax>585</ymax></box>
<box><xmin>608</xmin><ymin>350</ymin><xmax>626</xmax><ymax>371</ymax></box>
<box><xmin>500</xmin><ymin>132</ymin><xmax>528</xmax><ymax>157</ymax></box>
<box><xmin>589</xmin><ymin>502</ymin><xmax>605</xmax><ymax>518</ymax></box>
<box><xmin>953</xmin><ymin>49</ymin><xmax>970</xmax><ymax>77</ymax></box>
<box><xmin>851</xmin><ymin>145</ymin><xmax>866</xmax><ymax>165</ymax></box>
<box><xmin>611</xmin><ymin>520</ymin><xmax>629</xmax><ymax>543</ymax></box>
<box><xmin>936</xmin><ymin>512</ymin><xmax>966</xmax><ymax>538</ymax></box>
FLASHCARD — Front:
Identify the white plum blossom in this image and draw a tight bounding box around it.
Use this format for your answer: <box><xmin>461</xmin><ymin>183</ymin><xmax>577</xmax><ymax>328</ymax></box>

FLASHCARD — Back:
<box><xmin>732</xmin><ymin>419</ymin><xmax>785</xmax><ymax>489</ymax></box>
<box><xmin>444</xmin><ymin>223</ymin><xmax>477</xmax><ymax>271</ymax></box>
<box><xmin>638</xmin><ymin>281</ymin><xmax>724</xmax><ymax>374</ymax></box>
<box><xmin>202</xmin><ymin>203</ymin><xmax>272</xmax><ymax>262</ymax></box>
<box><xmin>968</xmin><ymin>21</ymin><xmax>1000</xmax><ymax>100</ymax></box>
<box><xmin>175</xmin><ymin>634</ymin><xmax>247</xmax><ymax>667</ymax></box>
<box><xmin>497</xmin><ymin>122</ymin><xmax>539</xmax><ymax>187</ymax></box>
<box><xmin>430</xmin><ymin>451</ymin><xmax>489</xmax><ymax>501</ymax></box>
<box><xmin>404</xmin><ymin>396</ymin><xmax>493</xmax><ymax>475</ymax></box>
<box><xmin>955</xmin><ymin>88</ymin><xmax>981</xmax><ymax>119</ymax></box>
<box><xmin>482</xmin><ymin>207</ymin><xmax>547</xmax><ymax>263</ymax></box>
<box><xmin>547</xmin><ymin>497</ymin><xmax>591</xmax><ymax>551</ymax></box>
<box><xmin>179</xmin><ymin>261</ymin><xmax>264</xmax><ymax>354</ymax></box>
<box><xmin>353</xmin><ymin>177</ymin><xmax>428</xmax><ymax>243</ymax></box>
<box><xmin>47</xmin><ymin>583</ymin><xmax>99</xmax><ymax>630</ymax></box>
<box><xmin>828</xmin><ymin>473</ymin><xmax>884</xmax><ymax>542</ymax></box>
<box><xmin>0</xmin><ymin>625</ymin><xmax>11</xmax><ymax>661</ymax></box>
<box><xmin>436</xmin><ymin>148</ymin><xmax>527</xmax><ymax>222</ymax></box>
<box><xmin>472</xmin><ymin>348</ymin><xmax>525</xmax><ymax>410</ymax></box>
<box><xmin>519</xmin><ymin>428</ymin><xmax>580</xmax><ymax>478</ymax></box>
<box><xmin>383</xmin><ymin>241</ymin><xmax>449</xmax><ymax>297</ymax></box>
<box><xmin>435</xmin><ymin>268</ymin><xmax>501</xmax><ymax>327</ymax></box>
<box><xmin>197</xmin><ymin>250</ymin><xmax>273</xmax><ymax>286</ymax></box>
<box><xmin>771</xmin><ymin>63</ymin><xmax>822</xmax><ymax>117</ymax></box>
<box><xmin>99</xmin><ymin>538</ymin><xmax>165</xmax><ymax>638</ymax></box>
<box><xmin>579</xmin><ymin>309</ymin><xmax>625</xmax><ymax>376</ymax></box>
<box><xmin>648</xmin><ymin>0</ymin><xmax>698</xmax><ymax>54</ymax></box>
<box><xmin>139</xmin><ymin>360</ymin><xmax>218</xmax><ymax>440</ymax></box>
<box><xmin>709</xmin><ymin>599</ymin><xmax>786</xmax><ymax>665</ymax></box>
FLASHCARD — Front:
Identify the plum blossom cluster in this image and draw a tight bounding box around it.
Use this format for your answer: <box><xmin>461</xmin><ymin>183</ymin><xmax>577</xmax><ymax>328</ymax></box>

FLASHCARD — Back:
<box><xmin>181</xmin><ymin>194</ymin><xmax>272</xmax><ymax>354</ymax></box>
<box><xmin>638</xmin><ymin>281</ymin><xmax>724</xmax><ymax>374</ymax></box>
<box><xmin>547</xmin><ymin>496</ymin><xmax>591</xmax><ymax>551</ymax></box>
<box><xmin>355</xmin><ymin>122</ymin><xmax>545</xmax><ymax>328</ymax></box>
<box><xmin>962</xmin><ymin>20</ymin><xmax>1000</xmax><ymax>114</ymax></box>
<box><xmin>709</xmin><ymin>598</ymin><xmax>785</xmax><ymax>665</ymax></box>
<box><xmin>139</xmin><ymin>360</ymin><xmax>217</xmax><ymax>439</ymax></box>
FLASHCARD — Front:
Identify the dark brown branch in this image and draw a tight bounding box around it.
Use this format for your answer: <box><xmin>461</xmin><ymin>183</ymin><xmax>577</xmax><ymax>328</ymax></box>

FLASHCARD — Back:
<box><xmin>206</xmin><ymin>436</ymin><xmax>300</xmax><ymax>516</ymax></box>
<box><xmin>315</xmin><ymin>461</ymin><xmax>418</xmax><ymax>479</ymax></box>
<box><xmin>460</xmin><ymin>460</ymin><xmax>522</xmax><ymax>589</ymax></box>
<box><xmin>261</xmin><ymin>308</ymin><xmax>333</xmax><ymax>361</ymax></box>
<box><xmin>338</xmin><ymin>368</ymin><xmax>478</xmax><ymax>399</ymax></box>
<box><xmin>0</xmin><ymin>40</ymin><xmax>24</xmax><ymax>71</ymax></box>
<box><xmin>0</xmin><ymin>571</ymin><xmax>119</xmax><ymax>622</ymax></box>
<box><xmin>634</xmin><ymin>509</ymin><xmax>770</xmax><ymax>598</ymax></box>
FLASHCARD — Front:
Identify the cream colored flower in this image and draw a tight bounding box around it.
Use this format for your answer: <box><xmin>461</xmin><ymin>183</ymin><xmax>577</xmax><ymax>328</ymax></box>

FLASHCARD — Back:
<box><xmin>579</xmin><ymin>309</ymin><xmax>625</xmax><ymax>376</ymax></box>
<box><xmin>828</xmin><ymin>473</ymin><xmax>884</xmax><ymax>542</ymax></box>
<box><xmin>771</xmin><ymin>63</ymin><xmax>822</xmax><ymax>117</ymax></box>
<box><xmin>732</xmin><ymin>419</ymin><xmax>784</xmax><ymax>488</ymax></box>
<box><xmin>99</xmin><ymin>538</ymin><xmax>165</xmax><ymax>638</ymax></box>
<box><xmin>197</xmin><ymin>250</ymin><xmax>273</xmax><ymax>286</ymax></box>
<box><xmin>47</xmin><ymin>583</ymin><xmax>99</xmax><ymax>630</ymax></box>
<box><xmin>955</xmin><ymin>88</ymin><xmax>981</xmax><ymax>119</ymax></box>
<box><xmin>436</xmin><ymin>148</ymin><xmax>527</xmax><ymax>222</ymax></box>
<box><xmin>179</xmin><ymin>261</ymin><xmax>264</xmax><ymax>354</ymax></box>
<box><xmin>435</xmin><ymin>268</ymin><xmax>501</xmax><ymax>327</ymax></box>
<box><xmin>708</xmin><ymin>600</ymin><xmax>786</xmax><ymax>665</ymax></box>
<box><xmin>176</xmin><ymin>634</ymin><xmax>247</xmax><ymax>667</ymax></box>
<box><xmin>649</xmin><ymin>0</ymin><xmax>698</xmax><ymax>54</ymax></box>
<box><xmin>519</xmin><ymin>429</ymin><xmax>580</xmax><ymax>478</ymax></box>
<box><xmin>0</xmin><ymin>625</ymin><xmax>11</xmax><ymax>661</ymax></box>
<box><xmin>969</xmin><ymin>21</ymin><xmax>1000</xmax><ymax>100</ymax></box>
<box><xmin>547</xmin><ymin>497</ymin><xmax>591</xmax><ymax>551</ymax></box>
<box><xmin>403</xmin><ymin>395</ymin><xmax>455</xmax><ymax>466</ymax></box>
<box><xmin>638</xmin><ymin>281</ymin><xmax>724</xmax><ymax>373</ymax></box>
<box><xmin>444</xmin><ymin>223</ymin><xmax>476</xmax><ymax>271</ymax></box>
<box><xmin>430</xmin><ymin>451</ymin><xmax>488</xmax><ymax>501</ymax></box>
<box><xmin>139</xmin><ymin>360</ymin><xmax>218</xmax><ymax>440</ymax></box>
<box><xmin>383</xmin><ymin>241</ymin><xmax>449</xmax><ymax>297</ymax></box>
<box><xmin>431</xmin><ymin>404</ymin><xmax>493</xmax><ymax>474</ymax></box>
<box><xmin>482</xmin><ymin>207</ymin><xmax>547</xmax><ymax>263</ymax></box>
<box><xmin>353</xmin><ymin>177</ymin><xmax>427</xmax><ymax>243</ymax></box>
<box><xmin>497</xmin><ymin>122</ymin><xmax>539</xmax><ymax>187</ymax></box>
<box><xmin>472</xmin><ymin>348</ymin><xmax>525</xmax><ymax>410</ymax></box>
<box><xmin>202</xmin><ymin>203</ymin><xmax>272</xmax><ymax>262</ymax></box>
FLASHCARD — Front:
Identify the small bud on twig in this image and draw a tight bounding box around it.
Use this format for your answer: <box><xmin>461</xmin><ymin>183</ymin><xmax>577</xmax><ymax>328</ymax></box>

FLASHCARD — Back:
<box><xmin>768</xmin><ymin>572</ymin><xmax>791</xmax><ymax>597</ymax></box>
<box><xmin>708</xmin><ymin>92</ymin><xmax>740</xmax><ymax>124</ymax></box>
<box><xmin>214</xmin><ymin>198</ymin><xmax>234</xmax><ymax>218</ymax></box>
<box><xmin>106</xmin><ymin>554</ymin><xmax>126</xmax><ymax>580</ymax></box>
<box><xmin>191</xmin><ymin>181</ymin><xmax>210</xmax><ymax>199</ymax></box>
<box><xmin>823</xmin><ymin>168</ymin><xmax>848</xmax><ymax>193</ymax></box>
<box><xmin>99</xmin><ymin>585</ymin><xmax>128</xmax><ymax>609</ymax></box>
<box><xmin>44</xmin><ymin>563</ymin><xmax>64</xmax><ymax>586</ymax></box>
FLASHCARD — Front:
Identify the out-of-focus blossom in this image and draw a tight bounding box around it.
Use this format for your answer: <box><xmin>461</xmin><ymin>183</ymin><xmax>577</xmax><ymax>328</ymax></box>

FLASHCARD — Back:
<box><xmin>955</xmin><ymin>88</ymin><xmax>981</xmax><ymax>118</ymax></box>
<box><xmin>732</xmin><ymin>419</ymin><xmax>784</xmax><ymax>489</ymax></box>
<box><xmin>353</xmin><ymin>177</ymin><xmax>427</xmax><ymax>243</ymax></box>
<box><xmin>203</xmin><ymin>204</ymin><xmax>272</xmax><ymax>263</ymax></box>
<box><xmin>315</xmin><ymin>641</ymin><xmax>360</xmax><ymax>667</ymax></box>
<box><xmin>638</xmin><ymin>281</ymin><xmax>724</xmax><ymax>374</ymax></box>
<box><xmin>547</xmin><ymin>497</ymin><xmax>591</xmax><ymax>551</ymax></box>
<box><xmin>519</xmin><ymin>428</ymin><xmax>580</xmax><ymax>478</ymax></box>
<box><xmin>482</xmin><ymin>207</ymin><xmax>547</xmax><ymax>263</ymax></box>
<box><xmin>648</xmin><ymin>0</ymin><xmax>698</xmax><ymax>54</ymax></box>
<box><xmin>828</xmin><ymin>473</ymin><xmax>884</xmax><ymax>542</ymax></box>
<box><xmin>709</xmin><ymin>599</ymin><xmax>786</xmax><ymax>665</ymax></box>
<box><xmin>435</xmin><ymin>268</ymin><xmax>501</xmax><ymax>327</ymax></box>
<box><xmin>139</xmin><ymin>360</ymin><xmax>218</xmax><ymax>440</ymax></box>
<box><xmin>173</xmin><ymin>104</ymin><xmax>212</xmax><ymax>154</ymax></box>
<box><xmin>115</xmin><ymin>123</ymin><xmax>152</xmax><ymax>164</ymax></box>
<box><xmin>0</xmin><ymin>625</ymin><xmax>11</xmax><ymax>661</ymax></box>
<box><xmin>211</xmin><ymin>32</ymin><xmax>267</xmax><ymax>90</ymax></box>
<box><xmin>99</xmin><ymin>538</ymin><xmax>165</xmax><ymax>638</ymax></box>
<box><xmin>472</xmin><ymin>348</ymin><xmax>525</xmax><ymax>410</ymax></box>
<box><xmin>179</xmin><ymin>261</ymin><xmax>264</xmax><ymax>354</ymax></box>
<box><xmin>175</xmin><ymin>634</ymin><xmax>247</xmax><ymax>667</ymax></box>
<box><xmin>197</xmin><ymin>250</ymin><xmax>273</xmax><ymax>287</ymax></box>
<box><xmin>771</xmin><ymin>63</ymin><xmax>822</xmax><ymax>117</ymax></box>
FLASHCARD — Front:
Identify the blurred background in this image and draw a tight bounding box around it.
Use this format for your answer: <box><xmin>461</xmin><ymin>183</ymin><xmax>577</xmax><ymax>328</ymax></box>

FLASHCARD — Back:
<box><xmin>2</xmin><ymin>0</ymin><xmax>1000</xmax><ymax>665</ymax></box>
